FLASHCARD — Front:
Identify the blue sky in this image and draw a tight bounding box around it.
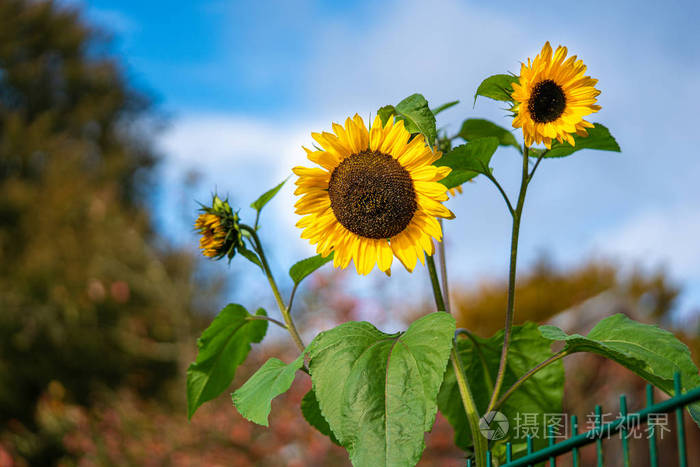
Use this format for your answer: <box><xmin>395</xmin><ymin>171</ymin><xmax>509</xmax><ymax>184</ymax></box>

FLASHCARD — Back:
<box><xmin>75</xmin><ymin>0</ymin><xmax>700</xmax><ymax>325</ymax></box>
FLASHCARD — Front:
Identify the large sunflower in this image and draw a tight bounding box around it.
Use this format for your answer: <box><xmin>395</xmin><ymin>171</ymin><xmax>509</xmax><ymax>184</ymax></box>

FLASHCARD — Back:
<box><xmin>293</xmin><ymin>115</ymin><xmax>454</xmax><ymax>275</ymax></box>
<box><xmin>511</xmin><ymin>42</ymin><xmax>601</xmax><ymax>149</ymax></box>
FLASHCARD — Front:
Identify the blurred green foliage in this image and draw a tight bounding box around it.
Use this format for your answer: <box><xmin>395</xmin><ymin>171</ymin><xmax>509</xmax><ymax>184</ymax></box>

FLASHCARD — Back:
<box><xmin>0</xmin><ymin>1</ymin><xmax>215</xmax><ymax>461</ymax></box>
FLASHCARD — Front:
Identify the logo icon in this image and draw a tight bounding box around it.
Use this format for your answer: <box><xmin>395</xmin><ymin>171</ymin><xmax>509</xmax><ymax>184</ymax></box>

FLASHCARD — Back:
<box><xmin>479</xmin><ymin>411</ymin><xmax>509</xmax><ymax>440</ymax></box>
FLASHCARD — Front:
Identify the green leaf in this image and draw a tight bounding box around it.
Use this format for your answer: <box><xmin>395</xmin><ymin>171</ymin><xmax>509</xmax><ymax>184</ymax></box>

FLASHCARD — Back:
<box><xmin>540</xmin><ymin>313</ymin><xmax>700</xmax><ymax>424</ymax></box>
<box><xmin>536</xmin><ymin>124</ymin><xmax>621</xmax><ymax>158</ymax></box>
<box><xmin>250</xmin><ymin>178</ymin><xmax>287</xmax><ymax>212</ymax></box>
<box><xmin>186</xmin><ymin>305</ymin><xmax>268</xmax><ymax>419</ymax></box>
<box><xmin>438</xmin><ymin>323</ymin><xmax>564</xmax><ymax>458</ymax></box>
<box><xmin>232</xmin><ymin>354</ymin><xmax>305</xmax><ymax>426</ymax></box>
<box><xmin>237</xmin><ymin>244</ymin><xmax>263</xmax><ymax>270</ymax></box>
<box><xmin>289</xmin><ymin>253</ymin><xmax>334</xmax><ymax>285</ymax></box>
<box><xmin>301</xmin><ymin>389</ymin><xmax>341</xmax><ymax>446</ymax></box>
<box><xmin>308</xmin><ymin>312</ymin><xmax>456</xmax><ymax>466</ymax></box>
<box><xmin>459</xmin><ymin>118</ymin><xmax>520</xmax><ymax>152</ymax></box>
<box><xmin>377</xmin><ymin>105</ymin><xmax>396</xmax><ymax>126</ymax></box>
<box><xmin>395</xmin><ymin>93</ymin><xmax>437</xmax><ymax>146</ymax></box>
<box><xmin>435</xmin><ymin>137</ymin><xmax>499</xmax><ymax>189</ymax></box>
<box><xmin>474</xmin><ymin>74</ymin><xmax>519</xmax><ymax>104</ymax></box>
<box><xmin>431</xmin><ymin>100</ymin><xmax>459</xmax><ymax>115</ymax></box>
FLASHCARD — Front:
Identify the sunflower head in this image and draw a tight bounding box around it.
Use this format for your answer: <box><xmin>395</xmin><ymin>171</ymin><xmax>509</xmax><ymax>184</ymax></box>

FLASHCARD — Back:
<box><xmin>293</xmin><ymin>114</ymin><xmax>454</xmax><ymax>276</ymax></box>
<box><xmin>194</xmin><ymin>195</ymin><xmax>243</xmax><ymax>260</ymax></box>
<box><xmin>511</xmin><ymin>42</ymin><xmax>601</xmax><ymax>149</ymax></box>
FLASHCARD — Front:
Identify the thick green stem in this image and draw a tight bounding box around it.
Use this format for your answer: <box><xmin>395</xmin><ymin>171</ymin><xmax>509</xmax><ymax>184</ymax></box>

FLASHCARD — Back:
<box><xmin>426</xmin><ymin>254</ymin><xmax>446</xmax><ymax>311</ymax></box>
<box><xmin>451</xmin><ymin>346</ymin><xmax>489</xmax><ymax>466</ymax></box>
<box><xmin>426</xmin><ymin>253</ymin><xmax>487</xmax><ymax>466</ymax></box>
<box><xmin>486</xmin><ymin>145</ymin><xmax>531</xmax><ymax>413</ymax></box>
<box><xmin>242</xmin><ymin>225</ymin><xmax>306</xmax><ymax>352</ymax></box>
<box><xmin>493</xmin><ymin>350</ymin><xmax>567</xmax><ymax>411</ymax></box>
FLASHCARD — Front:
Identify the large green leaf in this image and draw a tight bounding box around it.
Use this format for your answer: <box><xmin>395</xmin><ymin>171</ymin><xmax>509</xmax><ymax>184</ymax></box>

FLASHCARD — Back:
<box><xmin>459</xmin><ymin>118</ymin><xmax>520</xmax><ymax>152</ymax></box>
<box><xmin>289</xmin><ymin>253</ymin><xmax>334</xmax><ymax>285</ymax></box>
<box><xmin>534</xmin><ymin>123</ymin><xmax>621</xmax><ymax>158</ymax></box>
<box><xmin>308</xmin><ymin>312</ymin><xmax>456</xmax><ymax>467</ymax></box>
<box><xmin>435</xmin><ymin>137</ymin><xmax>499</xmax><ymax>189</ymax></box>
<box><xmin>250</xmin><ymin>178</ymin><xmax>287</xmax><ymax>212</ymax></box>
<box><xmin>186</xmin><ymin>304</ymin><xmax>268</xmax><ymax>419</ymax></box>
<box><xmin>540</xmin><ymin>313</ymin><xmax>700</xmax><ymax>424</ymax></box>
<box><xmin>395</xmin><ymin>93</ymin><xmax>437</xmax><ymax>146</ymax></box>
<box><xmin>474</xmin><ymin>74</ymin><xmax>519</xmax><ymax>104</ymax></box>
<box><xmin>438</xmin><ymin>323</ymin><xmax>564</xmax><ymax>458</ymax></box>
<box><xmin>377</xmin><ymin>105</ymin><xmax>397</xmax><ymax>126</ymax></box>
<box><xmin>301</xmin><ymin>389</ymin><xmax>341</xmax><ymax>446</ymax></box>
<box><xmin>232</xmin><ymin>354</ymin><xmax>305</xmax><ymax>426</ymax></box>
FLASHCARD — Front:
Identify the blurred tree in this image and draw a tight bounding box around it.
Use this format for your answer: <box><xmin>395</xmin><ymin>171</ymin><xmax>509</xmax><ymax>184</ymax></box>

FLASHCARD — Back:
<box><xmin>0</xmin><ymin>1</ymin><xmax>214</xmax><ymax>461</ymax></box>
<box><xmin>446</xmin><ymin>257</ymin><xmax>680</xmax><ymax>337</ymax></box>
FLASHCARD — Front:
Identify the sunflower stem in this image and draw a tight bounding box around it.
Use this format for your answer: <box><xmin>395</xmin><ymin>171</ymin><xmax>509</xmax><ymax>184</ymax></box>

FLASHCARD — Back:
<box><xmin>528</xmin><ymin>149</ymin><xmax>548</xmax><ymax>180</ymax></box>
<box><xmin>492</xmin><ymin>350</ymin><xmax>568</xmax><ymax>411</ymax></box>
<box><xmin>450</xmin><ymin>346</ymin><xmax>488</xmax><ymax>467</ymax></box>
<box><xmin>426</xmin><ymin>254</ymin><xmax>446</xmax><ymax>312</ymax></box>
<box><xmin>426</xmin><ymin>254</ymin><xmax>487</xmax><ymax>466</ymax></box>
<box><xmin>485</xmin><ymin>172</ymin><xmax>514</xmax><ymax>216</ymax></box>
<box><xmin>487</xmin><ymin>144</ymin><xmax>532</xmax><ymax>414</ymax></box>
<box><xmin>241</xmin><ymin>225</ymin><xmax>306</xmax><ymax>353</ymax></box>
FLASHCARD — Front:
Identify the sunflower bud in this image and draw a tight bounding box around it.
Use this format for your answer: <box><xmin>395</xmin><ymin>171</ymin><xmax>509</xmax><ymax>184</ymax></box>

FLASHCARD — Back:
<box><xmin>194</xmin><ymin>195</ymin><xmax>244</xmax><ymax>260</ymax></box>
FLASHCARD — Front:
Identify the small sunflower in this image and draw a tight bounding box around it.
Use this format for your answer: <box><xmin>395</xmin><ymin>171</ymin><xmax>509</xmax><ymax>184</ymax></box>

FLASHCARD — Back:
<box><xmin>195</xmin><ymin>213</ymin><xmax>227</xmax><ymax>258</ymax></box>
<box><xmin>293</xmin><ymin>115</ymin><xmax>454</xmax><ymax>275</ymax></box>
<box><xmin>194</xmin><ymin>195</ymin><xmax>244</xmax><ymax>260</ymax></box>
<box><xmin>511</xmin><ymin>42</ymin><xmax>601</xmax><ymax>149</ymax></box>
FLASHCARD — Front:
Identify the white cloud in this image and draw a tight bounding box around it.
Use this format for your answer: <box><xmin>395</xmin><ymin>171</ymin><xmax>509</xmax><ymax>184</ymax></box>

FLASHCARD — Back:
<box><xmin>592</xmin><ymin>205</ymin><xmax>700</xmax><ymax>278</ymax></box>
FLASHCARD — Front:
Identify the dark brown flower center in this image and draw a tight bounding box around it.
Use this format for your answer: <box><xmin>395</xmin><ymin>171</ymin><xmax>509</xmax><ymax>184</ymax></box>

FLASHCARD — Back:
<box><xmin>528</xmin><ymin>79</ymin><xmax>567</xmax><ymax>123</ymax></box>
<box><xmin>328</xmin><ymin>150</ymin><xmax>416</xmax><ymax>239</ymax></box>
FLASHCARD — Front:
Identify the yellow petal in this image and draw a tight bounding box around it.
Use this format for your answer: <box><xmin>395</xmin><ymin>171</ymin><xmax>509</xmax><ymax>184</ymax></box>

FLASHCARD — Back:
<box><xmin>376</xmin><ymin>240</ymin><xmax>393</xmax><ymax>272</ymax></box>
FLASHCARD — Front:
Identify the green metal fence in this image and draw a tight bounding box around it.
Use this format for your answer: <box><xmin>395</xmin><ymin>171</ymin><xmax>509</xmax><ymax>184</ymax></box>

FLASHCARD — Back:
<box><xmin>468</xmin><ymin>373</ymin><xmax>700</xmax><ymax>466</ymax></box>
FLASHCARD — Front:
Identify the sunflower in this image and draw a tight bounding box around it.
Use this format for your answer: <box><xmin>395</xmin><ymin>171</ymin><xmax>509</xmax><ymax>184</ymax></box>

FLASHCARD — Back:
<box><xmin>511</xmin><ymin>42</ymin><xmax>601</xmax><ymax>149</ymax></box>
<box><xmin>293</xmin><ymin>115</ymin><xmax>454</xmax><ymax>275</ymax></box>
<box><xmin>194</xmin><ymin>195</ymin><xmax>244</xmax><ymax>260</ymax></box>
